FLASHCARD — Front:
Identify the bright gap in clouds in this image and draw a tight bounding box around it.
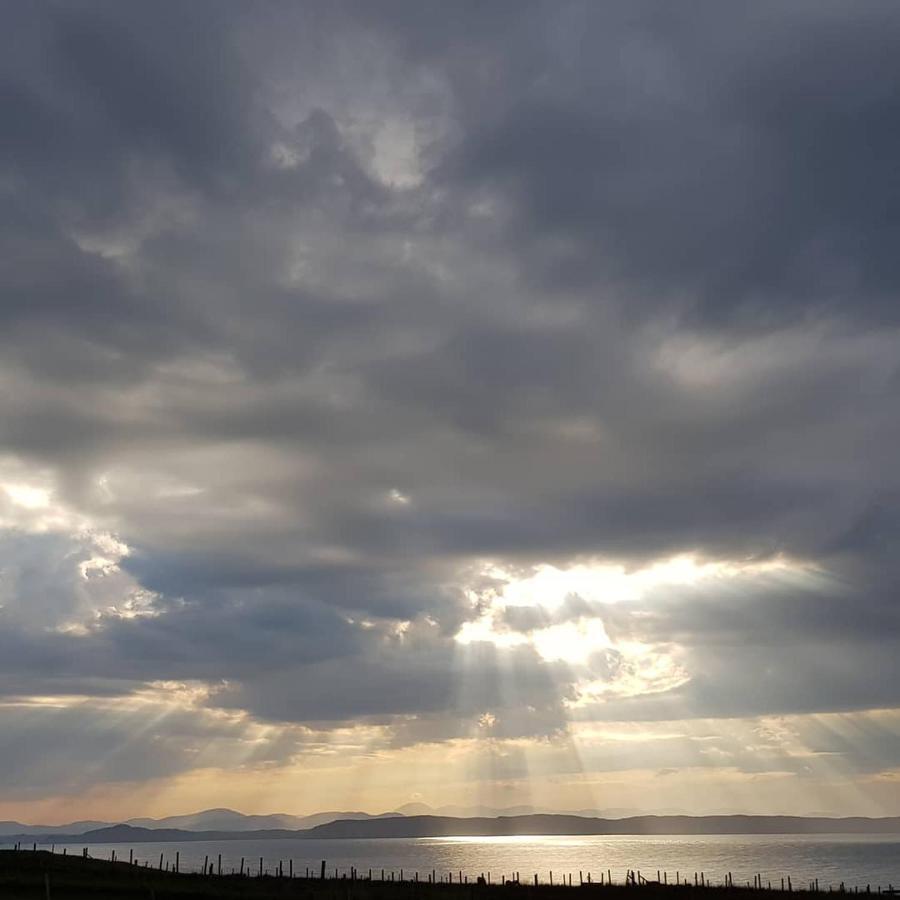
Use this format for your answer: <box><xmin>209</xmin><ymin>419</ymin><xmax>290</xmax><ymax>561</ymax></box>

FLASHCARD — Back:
<box><xmin>456</xmin><ymin>554</ymin><xmax>820</xmax><ymax>678</ymax></box>
<box><xmin>3</xmin><ymin>483</ymin><xmax>51</xmax><ymax>509</ymax></box>
<box><xmin>495</xmin><ymin>554</ymin><xmax>806</xmax><ymax>611</ymax></box>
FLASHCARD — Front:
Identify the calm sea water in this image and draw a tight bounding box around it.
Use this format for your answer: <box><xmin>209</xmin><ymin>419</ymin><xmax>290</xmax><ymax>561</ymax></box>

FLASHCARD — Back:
<box><xmin>6</xmin><ymin>835</ymin><xmax>899</xmax><ymax>890</ymax></box>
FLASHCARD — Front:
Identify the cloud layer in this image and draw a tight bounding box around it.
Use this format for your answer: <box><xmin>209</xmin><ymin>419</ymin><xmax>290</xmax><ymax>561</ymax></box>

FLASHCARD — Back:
<box><xmin>1</xmin><ymin>0</ymin><xmax>900</xmax><ymax>817</ymax></box>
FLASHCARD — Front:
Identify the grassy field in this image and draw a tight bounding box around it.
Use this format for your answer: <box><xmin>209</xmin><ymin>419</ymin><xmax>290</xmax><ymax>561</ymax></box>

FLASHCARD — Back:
<box><xmin>0</xmin><ymin>850</ymin><xmax>811</xmax><ymax>900</ymax></box>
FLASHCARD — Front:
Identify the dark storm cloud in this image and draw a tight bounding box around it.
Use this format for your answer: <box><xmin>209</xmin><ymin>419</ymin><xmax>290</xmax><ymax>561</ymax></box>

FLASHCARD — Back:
<box><xmin>1</xmin><ymin>0</ymin><xmax>900</xmax><ymax>762</ymax></box>
<box><xmin>435</xmin><ymin>0</ymin><xmax>900</xmax><ymax>324</ymax></box>
<box><xmin>2</xmin><ymin>1</ymin><xmax>256</xmax><ymax>190</ymax></box>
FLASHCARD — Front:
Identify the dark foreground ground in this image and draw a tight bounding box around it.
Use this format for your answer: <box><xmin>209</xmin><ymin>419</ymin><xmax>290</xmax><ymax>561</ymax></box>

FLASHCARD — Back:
<box><xmin>2</xmin><ymin>850</ymin><xmax>875</xmax><ymax>900</ymax></box>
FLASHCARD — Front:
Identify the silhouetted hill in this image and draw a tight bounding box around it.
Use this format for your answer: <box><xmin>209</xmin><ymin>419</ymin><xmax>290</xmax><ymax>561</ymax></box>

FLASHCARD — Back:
<box><xmin>391</xmin><ymin>804</ymin><xmax>680</xmax><ymax>819</ymax></box>
<box><xmin>303</xmin><ymin>814</ymin><xmax>900</xmax><ymax>839</ymax></box>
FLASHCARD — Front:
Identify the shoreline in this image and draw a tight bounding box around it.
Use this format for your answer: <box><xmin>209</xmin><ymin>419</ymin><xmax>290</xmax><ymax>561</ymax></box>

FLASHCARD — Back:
<box><xmin>3</xmin><ymin>850</ymin><xmax>879</xmax><ymax>900</ymax></box>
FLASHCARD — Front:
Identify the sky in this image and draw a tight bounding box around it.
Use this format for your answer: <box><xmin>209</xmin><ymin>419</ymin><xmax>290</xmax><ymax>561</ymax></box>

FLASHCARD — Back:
<box><xmin>1</xmin><ymin>0</ymin><xmax>900</xmax><ymax>824</ymax></box>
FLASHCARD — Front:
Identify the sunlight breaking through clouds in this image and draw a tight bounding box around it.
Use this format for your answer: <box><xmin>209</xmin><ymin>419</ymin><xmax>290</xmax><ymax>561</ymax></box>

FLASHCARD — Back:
<box><xmin>455</xmin><ymin>555</ymin><xmax>820</xmax><ymax>698</ymax></box>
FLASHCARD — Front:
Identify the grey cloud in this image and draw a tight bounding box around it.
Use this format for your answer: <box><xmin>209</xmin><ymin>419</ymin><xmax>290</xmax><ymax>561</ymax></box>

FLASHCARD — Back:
<box><xmin>500</xmin><ymin>594</ymin><xmax>594</xmax><ymax>633</ymax></box>
<box><xmin>0</xmin><ymin>699</ymin><xmax>265</xmax><ymax>797</ymax></box>
<box><xmin>0</xmin><ymin>533</ymin><xmax>572</xmax><ymax>735</ymax></box>
<box><xmin>2</xmin><ymin>2</ymin><xmax>257</xmax><ymax>190</ymax></box>
<box><xmin>570</xmin><ymin>572</ymin><xmax>900</xmax><ymax>722</ymax></box>
<box><xmin>598</xmin><ymin>571</ymin><xmax>900</xmax><ymax>650</ymax></box>
<box><xmin>213</xmin><ymin>637</ymin><xmax>571</xmax><ymax>729</ymax></box>
<box><xmin>437</xmin><ymin>0</ymin><xmax>900</xmax><ymax>324</ymax></box>
<box><xmin>575</xmin><ymin>638</ymin><xmax>900</xmax><ymax>725</ymax></box>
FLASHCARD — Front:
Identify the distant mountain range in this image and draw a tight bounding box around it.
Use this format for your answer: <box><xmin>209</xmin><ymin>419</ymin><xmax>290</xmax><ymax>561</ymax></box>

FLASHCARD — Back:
<box><xmin>0</xmin><ymin>820</ymin><xmax>110</xmax><ymax>837</ymax></box>
<box><xmin>4</xmin><ymin>813</ymin><xmax>900</xmax><ymax>845</ymax></box>
<box><xmin>0</xmin><ymin>807</ymin><xmax>401</xmax><ymax>837</ymax></box>
<box><xmin>124</xmin><ymin>808</ymin><xmax>404</xmax><ymax>832</ymax></box>
<box><xmin>0</xmin><ymin>804</ymin><xmax>680</xmax><ymax>837</ymax></box>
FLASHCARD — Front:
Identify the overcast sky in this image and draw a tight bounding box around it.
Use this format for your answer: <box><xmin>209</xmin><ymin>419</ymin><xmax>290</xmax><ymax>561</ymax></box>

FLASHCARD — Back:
<box><xmin>2</xmin><ymin>0</ymin><xmax>900</xmax><ymax>823</ymax></box>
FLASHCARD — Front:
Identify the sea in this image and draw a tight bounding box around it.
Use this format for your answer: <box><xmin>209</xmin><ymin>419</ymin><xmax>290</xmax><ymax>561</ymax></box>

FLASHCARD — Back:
<box><xmin>5</xmin><ymin>835</ymin><xmax>898</xmax><ymax>891</ymax></box>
